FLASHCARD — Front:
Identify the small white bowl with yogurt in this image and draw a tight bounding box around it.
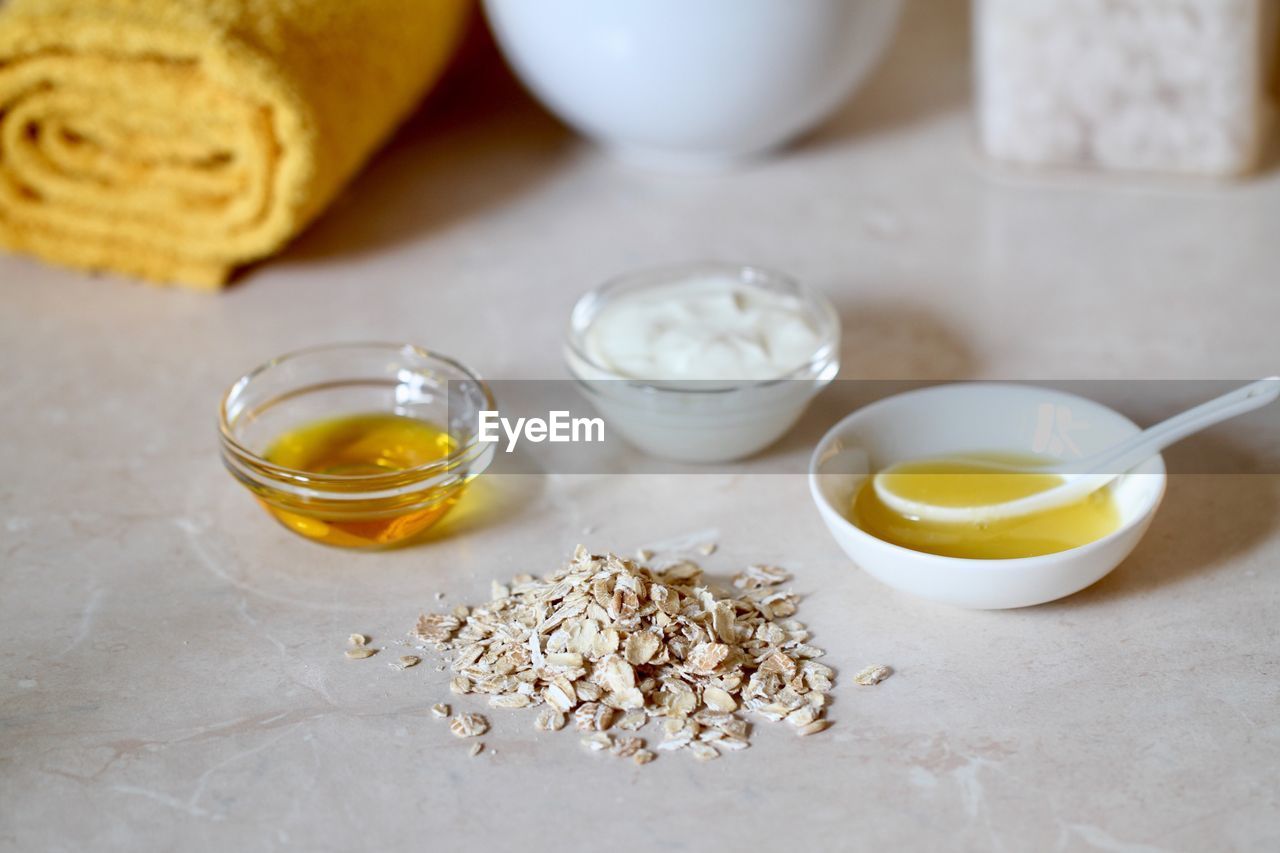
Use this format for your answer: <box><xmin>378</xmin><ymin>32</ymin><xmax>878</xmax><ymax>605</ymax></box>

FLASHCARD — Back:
<box><xmin>565</xmin><ymin>263</ymin><xmax>840</xmax><ymax>462</ymax></box>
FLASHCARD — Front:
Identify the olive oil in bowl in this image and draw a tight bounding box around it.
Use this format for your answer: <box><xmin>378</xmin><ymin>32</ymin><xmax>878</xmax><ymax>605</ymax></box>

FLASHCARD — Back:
<box><xmin>258</xmin><ymin>413</ymin><xmax>466</xmax><ymax>549</ymax></box>
<box><xmin>219</xmin><ymin>343</ymin><xmax>495</xmax><ymax>550</ymax></box>
<box><xmin>851</xmin><ymin>457</ymin><xmax>1121</xmax><ymax>560</ymax></box>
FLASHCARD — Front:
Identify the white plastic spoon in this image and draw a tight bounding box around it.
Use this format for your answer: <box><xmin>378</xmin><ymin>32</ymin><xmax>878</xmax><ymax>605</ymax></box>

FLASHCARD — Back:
<box><xmin>873</xmin><ymin>377</ymin><xmax>1280</xmax><ymax>525</ymax></box>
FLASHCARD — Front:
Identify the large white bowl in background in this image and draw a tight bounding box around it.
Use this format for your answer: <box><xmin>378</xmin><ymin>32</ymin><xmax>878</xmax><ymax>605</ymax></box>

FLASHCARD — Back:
<box><xmin>809</xmin><ymin>384</ymin><xmax>1167</xmax><ymax>609</ymax></box>
<box><xmin>483</xmin><ymin>0</ymin><xmax>903</xmax><ymax>169</ymax></box>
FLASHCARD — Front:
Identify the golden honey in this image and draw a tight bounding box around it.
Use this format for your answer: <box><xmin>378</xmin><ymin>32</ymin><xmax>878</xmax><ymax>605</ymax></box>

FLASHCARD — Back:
<box><xmin>851</xmin><ymin>457</ymin><xmax>1121</xmax><ymax>559</ymax></box>
<box><xmin>258</xmin><ymin>412</ymin><xmax>463</xmax><ymax>548</ymax></box>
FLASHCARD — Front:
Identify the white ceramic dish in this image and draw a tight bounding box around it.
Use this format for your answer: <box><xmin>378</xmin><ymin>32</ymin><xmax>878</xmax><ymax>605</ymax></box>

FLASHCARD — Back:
<box><xmin>809</xmin><ymin>383</ymin><xmax>1167</xmax><ymax>609</ymax></box>
<box><xmin>483</xmin><ymin>0</ymin><xmax>903</xmax><ymax>169</ymax></box>
<box><xmin>565</xmin><ymin>263</ymin><xmax>840</xmax><ymax>463</ymax></box>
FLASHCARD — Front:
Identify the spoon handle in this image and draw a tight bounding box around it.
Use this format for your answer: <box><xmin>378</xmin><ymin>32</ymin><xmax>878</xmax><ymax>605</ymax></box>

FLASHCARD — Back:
<box><xmin>1070</xmin><ymin>377</ymin><xmax>1280</xmax><ymax>477</ymax></box>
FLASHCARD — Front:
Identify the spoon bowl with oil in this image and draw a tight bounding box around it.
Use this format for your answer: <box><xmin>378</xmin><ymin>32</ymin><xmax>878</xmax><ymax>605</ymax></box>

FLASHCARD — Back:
<box><xmin>873</xmin><ymin>378</ymin><xmax>1278</xmax><ymax>526</ymax></box>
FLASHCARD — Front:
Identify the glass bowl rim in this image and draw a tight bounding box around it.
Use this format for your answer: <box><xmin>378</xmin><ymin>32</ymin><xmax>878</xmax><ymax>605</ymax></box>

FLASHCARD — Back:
<box><xmin>218</xmin><ymin>341</ymin><xmax>495</xmax><ymax>486</ymax></box>
<box><xmin>563</xmin><ymin>261</ymin><xmax>841</xmax><ymax>395</ymax></box>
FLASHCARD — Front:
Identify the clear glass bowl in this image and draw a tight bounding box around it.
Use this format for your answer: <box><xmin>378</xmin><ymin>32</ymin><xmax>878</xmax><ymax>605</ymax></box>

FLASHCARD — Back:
<box><xmin>564</xmin><ymin>262</ymin><xmax>841</xmax><ymax>462</ymax></box>
<box><xmin>218</xmin><ymin>343</ymin><xmax>495</xmax><ymax>549</ymax></box>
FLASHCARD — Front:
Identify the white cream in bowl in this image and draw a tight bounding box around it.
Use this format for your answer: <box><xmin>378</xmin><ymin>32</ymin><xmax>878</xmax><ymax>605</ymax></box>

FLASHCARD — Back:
<box><xmin>584</xmin><ymin>275</ymin><xmax>825</xmax><ymax>383</ymax></box>
<box><xmin>566</xmin><ymin>263</ymin><xmax>840</xmax><ymax>463</ymax></box>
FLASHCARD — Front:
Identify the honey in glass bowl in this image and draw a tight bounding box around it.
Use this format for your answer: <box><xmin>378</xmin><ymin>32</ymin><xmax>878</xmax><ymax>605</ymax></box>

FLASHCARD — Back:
<box><xmin>219</xmin><ymin>344</ymin><xmax>494</xmax><ymax>549</ymax></box>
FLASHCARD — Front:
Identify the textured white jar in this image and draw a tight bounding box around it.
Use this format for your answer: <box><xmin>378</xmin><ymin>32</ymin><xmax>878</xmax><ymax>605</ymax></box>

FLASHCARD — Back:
<box><xmin>976</xmin><ymin>0</ymin><xmax>1279</xmax><ymax>176</ymax></box>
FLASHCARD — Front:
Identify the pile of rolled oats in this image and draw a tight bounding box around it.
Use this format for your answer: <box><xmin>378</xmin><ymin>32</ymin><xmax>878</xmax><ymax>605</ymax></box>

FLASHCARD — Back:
<box><xmin>409</xmin><ymin>545</ymin><xmax>841</xmax><ymax>763</ymax></box>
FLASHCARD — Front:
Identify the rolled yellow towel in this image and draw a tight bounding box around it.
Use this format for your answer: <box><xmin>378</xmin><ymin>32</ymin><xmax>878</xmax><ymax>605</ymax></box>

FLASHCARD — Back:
<box><xmin>0</xmin><ymin>0</ymin><xmax>471</xmax><ymax>289</ymax></box>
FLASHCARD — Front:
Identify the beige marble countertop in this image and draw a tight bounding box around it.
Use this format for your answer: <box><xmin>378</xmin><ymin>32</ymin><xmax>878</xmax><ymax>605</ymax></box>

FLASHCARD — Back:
<box><xmin>2</xmin><ymin>3</ymin><xmax>1278</xmax><ymax>851</ymax></box>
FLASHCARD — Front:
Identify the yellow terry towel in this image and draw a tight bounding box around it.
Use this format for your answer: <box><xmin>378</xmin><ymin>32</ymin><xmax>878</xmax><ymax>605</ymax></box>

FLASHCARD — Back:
<box><xmin>0</xmin><ymin>0</ymin><xmax>470</xmax><ymax>289</ymax></box>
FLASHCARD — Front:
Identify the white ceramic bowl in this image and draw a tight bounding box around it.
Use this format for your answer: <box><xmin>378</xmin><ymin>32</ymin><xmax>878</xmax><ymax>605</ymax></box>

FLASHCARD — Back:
<box><xmin>809</xmin><ymin>384</ymin><xmax>1167</xmax><ymax>609</ymax></box>
<box><xmin>483</xmin><ymin>0</ymin><xmax>903</xmax><ymax>168</ymax></box>
<box><xmin>565</xmin><ymin>263</ymin><xmax>840</xmax><ymax>462</ymax></box>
